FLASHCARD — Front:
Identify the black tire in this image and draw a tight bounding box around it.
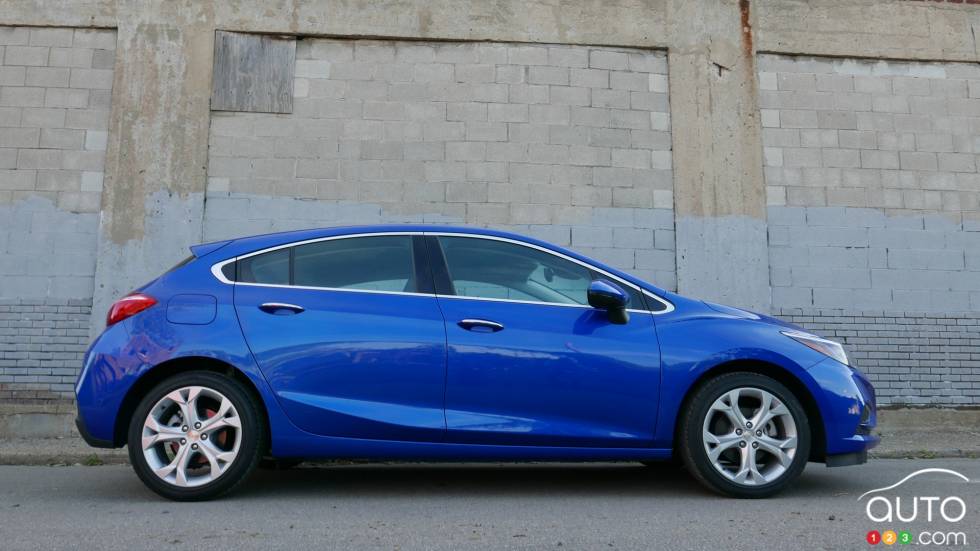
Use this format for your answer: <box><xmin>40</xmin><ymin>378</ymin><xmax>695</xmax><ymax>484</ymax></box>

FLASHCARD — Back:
<box><xmin>678</xmin><ymin>372</ymin><xmax>810</xmax><ymax>498</ymax></box>
<box><xmin>127</xmin><ymin>371</ymin><xmax>266</xmax><ymax>501</ymax></box>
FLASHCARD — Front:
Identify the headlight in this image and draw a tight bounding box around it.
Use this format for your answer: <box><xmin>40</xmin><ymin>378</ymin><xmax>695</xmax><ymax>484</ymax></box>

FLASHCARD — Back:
<box><xmin>781</xmin><ymin>330</ymin><xmax>849</xmax><ymax>366</ymax></box>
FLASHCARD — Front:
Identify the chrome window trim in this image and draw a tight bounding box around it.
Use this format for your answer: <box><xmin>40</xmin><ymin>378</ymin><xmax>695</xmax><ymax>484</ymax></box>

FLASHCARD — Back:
<box><xmin>434</xmin><ymin>293</ymin><xmax>653</xmax><ymax>315</ymax></box>
<box><xmin>431</xmin><ymin>232</ymin><xmax>674</xmax><ymax>314</ymax></box>
<box><xmin>210</xmin><ymin>231</ymin><xmax>675</xmax><ymax>314</ymax></box>
<box><xmin>209</xmin><ymin>232</ymin><xmax>423</xmax><ymax>287</ymax></box>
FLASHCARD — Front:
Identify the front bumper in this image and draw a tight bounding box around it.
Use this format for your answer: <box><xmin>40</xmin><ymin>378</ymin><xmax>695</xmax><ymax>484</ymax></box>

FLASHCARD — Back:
<box><xmin>826</xmin><ymin>449</ymin><xmax>869</xmax><ymax>467</ymax></box>
<box><xmin>807</xmin><ymin>357</ymin><xmax>879</xmax><ymax>459</ymax></box>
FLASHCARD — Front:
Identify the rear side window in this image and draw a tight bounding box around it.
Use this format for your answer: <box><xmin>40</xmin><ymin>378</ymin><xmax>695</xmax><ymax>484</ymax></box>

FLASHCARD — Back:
<box><xmin>237</xmin><ymin>248</ymin><xmax>289</xmax><ymax>285</ymax></box>
<box><xmin>230</xmin><ymin>235</ymin><xmax>418</xmax><ymax>293</ymax></box>
<box><xmin>293</xmin><ymin>236</ymin><xmax>415</xmax><ymax>292</ymax></box>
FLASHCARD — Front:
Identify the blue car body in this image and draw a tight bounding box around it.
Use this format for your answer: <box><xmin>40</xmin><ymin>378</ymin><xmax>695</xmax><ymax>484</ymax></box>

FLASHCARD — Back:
<box><xmin>75</xmin><ymin>225</ymin><xmax>877</xmax><ymax>464</ymax></box>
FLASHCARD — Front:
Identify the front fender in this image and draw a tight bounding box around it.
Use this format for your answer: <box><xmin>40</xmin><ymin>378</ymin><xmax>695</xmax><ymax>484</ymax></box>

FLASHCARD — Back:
<box><xmin>652</xmin><ymin>309</ymin><xmax>834</xmax><ymax>449</ymax></box>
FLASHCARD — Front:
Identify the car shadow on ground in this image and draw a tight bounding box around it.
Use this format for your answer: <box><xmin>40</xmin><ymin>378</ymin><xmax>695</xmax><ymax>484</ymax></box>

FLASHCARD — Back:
<box><xmin>225</xmin><ymin>461</ymin><xmax>859</xmax><ymax>501</ymax></box>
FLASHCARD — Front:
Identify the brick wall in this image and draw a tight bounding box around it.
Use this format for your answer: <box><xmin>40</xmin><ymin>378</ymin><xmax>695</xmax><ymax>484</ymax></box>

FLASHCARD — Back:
<box><xmin>776</xmin><ymin>308</ymin><xmax>980</xmax><ymax>405</ymax></box>
<box><xmin>0</xmin><ymin>26</ymin><xmax>115</xmax><ymax>404</ymax></box>
<box><xmin>205</xmin><ymin>39</ymin><xmax>677</xmax><ymax>290</ymax></box>
<box><xmin>0</xmin><ymin>298</ymin><xmax>92</xmax><ymax>402</ymax></box>
<box><xmin>760</xmin><ymin>54</ymin><xmax>980</xmax><ymax>311</ymax></box>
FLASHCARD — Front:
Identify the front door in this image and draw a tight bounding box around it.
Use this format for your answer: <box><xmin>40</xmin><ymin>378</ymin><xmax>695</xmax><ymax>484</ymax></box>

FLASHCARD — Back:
<box><xmin>430</xmin><ymin>235</ymin><xmax>662</xmax><ymax>448</ymax></box>
<box><xmin>233</xmin><ymin>234</ymin><xmax>447</xmax><ymax>442</ymax></box>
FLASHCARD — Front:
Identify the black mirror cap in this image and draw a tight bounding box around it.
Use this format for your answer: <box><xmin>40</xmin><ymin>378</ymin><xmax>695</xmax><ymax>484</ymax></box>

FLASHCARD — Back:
<box><xmin>587</xmin><ymin>279</ymin><xmax>630</xmax><ymax>324</ymax></box>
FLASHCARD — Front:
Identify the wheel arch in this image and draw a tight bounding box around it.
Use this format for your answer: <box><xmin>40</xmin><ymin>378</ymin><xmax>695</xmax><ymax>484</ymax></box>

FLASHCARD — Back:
<box><xmin>112</xmin><ymin>356</ymin><xmax>271</xmax><ymax>448</ymax></box>
<box><xmin>673</xmin><ymin>360</ymin><xmax>827</xmax><ymax>462</ymax></box>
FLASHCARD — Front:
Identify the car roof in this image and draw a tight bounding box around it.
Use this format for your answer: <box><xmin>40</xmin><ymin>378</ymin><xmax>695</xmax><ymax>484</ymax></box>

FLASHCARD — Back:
<box><xmin>196</xmin><ymin>224</ymin><xmax>670</xmax><ymax>296</ymax></box>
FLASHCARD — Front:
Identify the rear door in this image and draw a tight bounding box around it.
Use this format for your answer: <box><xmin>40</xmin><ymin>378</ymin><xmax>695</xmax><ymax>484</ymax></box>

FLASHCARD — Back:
<box><xmin>231</xmin><ymin>234</ymin><xmax>447</xmax><ymax>442</ymax></box>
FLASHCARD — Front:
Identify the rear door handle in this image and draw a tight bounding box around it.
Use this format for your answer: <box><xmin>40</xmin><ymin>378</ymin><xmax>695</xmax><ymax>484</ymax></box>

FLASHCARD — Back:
<box><xmin>457</xmin><ymin>319</ymin><xmax>504</xmax><ymax>332</ymax></box>
<box><xmin>259</xmin><ymin>302</ymin><xmax>305</xmax><ymax>315</ymax></box>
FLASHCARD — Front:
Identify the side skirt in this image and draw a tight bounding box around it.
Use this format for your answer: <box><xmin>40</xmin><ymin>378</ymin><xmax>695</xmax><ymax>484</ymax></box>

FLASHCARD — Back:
<box><xmin>271</xmin><ymin>433</ymin><xmax>673</xmax><ymax>462</ymax></box>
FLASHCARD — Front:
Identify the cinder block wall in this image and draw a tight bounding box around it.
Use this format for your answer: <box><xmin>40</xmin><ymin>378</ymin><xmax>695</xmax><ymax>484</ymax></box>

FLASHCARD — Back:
<box><xmin>760</xmin><ymin>54</ymin><xmax>980</xmax><ymax>404</ymax></box>
<box><xmin>1</xmin><ymin>1</ymin><xmax>979</xmax><ymax>414</ymax></box>
<box><xmin>206</xmin><ymin>40</ymin><xmax>677</xmax><ymax>289</ymax></box>
<box><xmin>0</xmin><ymin>27</ymin><xmax>115</xmax><ymax>401</ymax></box>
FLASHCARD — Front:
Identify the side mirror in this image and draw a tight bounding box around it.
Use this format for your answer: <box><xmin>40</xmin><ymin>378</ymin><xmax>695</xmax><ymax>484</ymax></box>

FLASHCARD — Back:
<box><xmin>587</xmin><ymin>280</ymin><xmax>629</xmax><ymax>324</ymax></box>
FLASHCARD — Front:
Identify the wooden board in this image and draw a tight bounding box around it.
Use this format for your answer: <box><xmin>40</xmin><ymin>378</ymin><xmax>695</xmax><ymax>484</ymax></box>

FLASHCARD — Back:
<box><xmin>211</xmin><ymin>31</ymin><xmax>295</xmax><ymax>114</ymax></box>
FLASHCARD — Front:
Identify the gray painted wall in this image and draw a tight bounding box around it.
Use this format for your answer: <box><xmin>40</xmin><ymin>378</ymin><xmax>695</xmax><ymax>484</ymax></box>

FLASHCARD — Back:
<box><xmin>0</xmin><ymin>27</ymin><xmax>114</xmax><ymax>402</ymax></box>
<box><xmin>759</xmin><ymin>54</ymin><xmax>980</xmax><ymax>405</ymax></box>
<box><xmin>760</xmin><ymin>54</ymin><xmax>980</xmax><ymax>312</ymax></box>
<box><xmin>205</xmin><ymin>39</ymin><xmax>677</xmax><ymax>289</ymax></box>
<box><xmin>2</xmin><ymin>6</ymin><xmax>980</xmax><ymax>409</ymax></box>
<box><xmin>0</xmin><ymin>27</ymin><xmax>114</xmax><ymax>299</ymax></box>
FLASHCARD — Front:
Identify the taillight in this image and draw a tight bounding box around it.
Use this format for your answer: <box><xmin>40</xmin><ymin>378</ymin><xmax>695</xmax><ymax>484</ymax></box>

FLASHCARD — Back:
<box><xmin>106</xmin><ymin>293</ymin><xmax>157</xmax><ymax>326</ymax></box>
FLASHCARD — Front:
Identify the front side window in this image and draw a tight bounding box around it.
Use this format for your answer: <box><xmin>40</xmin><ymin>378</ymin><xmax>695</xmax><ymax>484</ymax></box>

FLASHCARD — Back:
<box><xmin>234</xmin><ymin>235</ymin><xmax>417</xmax><ymax>293</ymax></box>
<box><xmin>437</xmin><ymin>236</ymin><xmax>644</xmax><ymax>308</ymax></box>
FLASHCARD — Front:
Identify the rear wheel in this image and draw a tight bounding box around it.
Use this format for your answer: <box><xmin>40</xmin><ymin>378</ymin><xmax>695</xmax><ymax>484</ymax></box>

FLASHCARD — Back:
<box><xmin>127</xmin><ymin>371</ymin><xmax>266</xmax><ymax>501</ymax></box>
<box><xmin>679</xmin><ymin>372</ymin><xmax>810</xmax><ymax>498</ymax></box>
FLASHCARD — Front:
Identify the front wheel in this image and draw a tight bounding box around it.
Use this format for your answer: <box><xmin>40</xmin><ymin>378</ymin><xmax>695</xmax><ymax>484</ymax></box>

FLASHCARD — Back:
<box><xmin>127</xmin><ymin>371</ymin><xmax>266</xmax><ymax>501</ymax></box>
<box><xmin>678</xmin><ymin>372</ymin><xmax>811</xmax><ymax>498</ymax></box>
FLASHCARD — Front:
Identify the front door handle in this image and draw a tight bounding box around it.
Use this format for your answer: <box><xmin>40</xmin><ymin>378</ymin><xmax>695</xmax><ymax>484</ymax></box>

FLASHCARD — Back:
<box><xmin>259</xmin><ymin>302</ymin><xmax>305</xmax><ymax>315</ymax></box>
<box><xmin>457</xmin><ymin>318</ymin><xmax>504</xmax><ymax>332</ymax></box>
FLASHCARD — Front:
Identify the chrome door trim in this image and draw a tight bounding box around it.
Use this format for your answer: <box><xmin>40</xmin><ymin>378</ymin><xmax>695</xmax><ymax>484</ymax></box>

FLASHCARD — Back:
<box><xmin>209</xmin><ymin>230</ymin><xmax>675</xmax><ymax>314</ymax></box>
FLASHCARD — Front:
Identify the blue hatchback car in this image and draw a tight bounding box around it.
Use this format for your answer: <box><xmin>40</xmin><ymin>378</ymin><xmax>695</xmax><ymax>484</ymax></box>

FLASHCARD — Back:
<box><xmin>75</xmin><ymin>226</ymin><xmax>878</xmax><ymax>500</ymax></box>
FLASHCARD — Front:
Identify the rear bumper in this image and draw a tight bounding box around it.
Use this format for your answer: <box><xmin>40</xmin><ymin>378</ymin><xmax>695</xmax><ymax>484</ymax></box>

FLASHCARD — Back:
<box><xmin>75</xmin><ymin>415</ymin><xmax>116</xmax><ymax>449</ymax></box>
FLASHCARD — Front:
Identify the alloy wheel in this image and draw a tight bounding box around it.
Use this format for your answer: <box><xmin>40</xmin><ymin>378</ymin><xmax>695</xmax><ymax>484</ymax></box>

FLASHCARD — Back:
<box><xmin>141</xmin><ymin>385</ymin><xmax>243</xmax><ymax>488</ymax></box>
<box><xmin>701</xmin><ymin>386</ymin><xmax>798</xmax><ymax>487</ymax></box>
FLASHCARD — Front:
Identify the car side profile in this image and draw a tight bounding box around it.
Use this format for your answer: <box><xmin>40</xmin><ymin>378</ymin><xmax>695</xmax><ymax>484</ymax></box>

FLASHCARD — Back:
<box><xmin>75</xmin><ymin>225</ymin><xmax>878</xmax><ymax>501</ymax></box>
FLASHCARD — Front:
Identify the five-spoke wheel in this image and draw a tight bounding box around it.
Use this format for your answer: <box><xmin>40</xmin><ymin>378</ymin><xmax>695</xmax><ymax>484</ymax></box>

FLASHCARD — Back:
<box><xmin>128</xmin><ymin>372</ymin><xmax>265</xmax><ymax>501</ymax></box>
<box><xmin>140</xmin><ymin>385</ymin><xmax>243</xmax><ymax>488</ymax></box>
<box><xmin>680</xmin><ymin>372</ymin><xmax>810</xmax><ymax>498</ymax></box>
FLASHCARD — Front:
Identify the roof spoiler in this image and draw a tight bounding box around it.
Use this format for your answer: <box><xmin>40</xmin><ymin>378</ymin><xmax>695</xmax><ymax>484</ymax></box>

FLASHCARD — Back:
<box><xmin>189</xmin><ymin>239</ymin><xmax>233</xmax><ymax>258</ymax></box>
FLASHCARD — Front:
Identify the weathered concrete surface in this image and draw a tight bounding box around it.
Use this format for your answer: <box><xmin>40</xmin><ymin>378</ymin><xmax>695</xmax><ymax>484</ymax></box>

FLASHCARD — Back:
<box><xmin>756</xmin><ymin>0</ymin><xmax>980</xmax><ymax>62</ymax></box>
<box><xmin>0</xmin><ymin>403</ymin><xmax>76</xmax><ymax>440</ymax></box>
<box><xmin>666</xmin><ymin>0</ymin><xmax>770</xmax><ymax>311</ymax></box>
<box><xmin>3</xmin><ymin>0</ymin><xmax>980</xmax><ymax>411</ymax></box>
<box><xmin>214</xmin><ymin>0</ymin><xmax>670</xmax><ymax>48</ymax></box>
<box><xmin>89</xmin><ymin>5</ymin><xmax>216</xmax><ymax>337</ymax></box>
<box><xmin>2</xmin><ymin>0</ymin><xmax>977</xmax><ymax>332</ymax></box>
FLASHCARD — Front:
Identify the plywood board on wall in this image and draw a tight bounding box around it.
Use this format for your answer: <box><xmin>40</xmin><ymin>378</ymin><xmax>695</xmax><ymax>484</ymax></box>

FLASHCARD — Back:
<box><xmin>211</xmin><ymin>31</ymin><xmax>295</xmax><ymax>114</ymax></box>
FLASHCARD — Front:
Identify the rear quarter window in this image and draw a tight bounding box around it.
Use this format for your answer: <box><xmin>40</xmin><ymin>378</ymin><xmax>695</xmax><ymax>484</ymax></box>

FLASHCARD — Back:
<box><xmin>237</xmin><ymin>248</ymin><xmax>289</xmax><ymax>285</ymax></box>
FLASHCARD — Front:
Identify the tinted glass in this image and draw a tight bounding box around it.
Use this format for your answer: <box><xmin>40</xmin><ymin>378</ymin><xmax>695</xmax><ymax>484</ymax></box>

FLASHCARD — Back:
<box><xmin>238</xmin><ymin>248</ymin><xmax>289</xmax><ymax>285</ymax></box>
<box><xmin>438</xmin><ymin>237</ymin><xmax>595</xmax><ymax>305</ymax></box>
<box><xmin>293</xmin><ymin>235</ymin><xmax>416</xmax><ymax>292</ymax></box>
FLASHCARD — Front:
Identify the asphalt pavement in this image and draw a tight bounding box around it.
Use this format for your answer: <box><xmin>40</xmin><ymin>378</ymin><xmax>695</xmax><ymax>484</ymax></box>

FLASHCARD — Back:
<box><xmin>1</xmin><ymin>459</ymin><xmax>978</xmax><ymax>550</ymax></box>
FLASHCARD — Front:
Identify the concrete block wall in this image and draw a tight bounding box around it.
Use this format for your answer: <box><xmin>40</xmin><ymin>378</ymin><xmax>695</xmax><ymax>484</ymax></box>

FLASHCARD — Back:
<box><xmin>1</xmin><ymin>1</ymin><xmax>979</xmax><ymax>412</ymax></box>
<box><xmin>760</xmin><ymin>54</ymin><xmax>980</xmax><ymax>312</ymax></box>
<box><xmin>761</xmin><ymin>54</ymin><xmax>980</xmax><ymax>405</ymax></box>
<box><xmin>0</xmin><ymin>26</ymin><xmax>115</xmax><ymax>403</ymax></box>
<box><xmin>206</xmin><ymin>39</ymin><xmax>677</xmax><ymax>290</ymax></box>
